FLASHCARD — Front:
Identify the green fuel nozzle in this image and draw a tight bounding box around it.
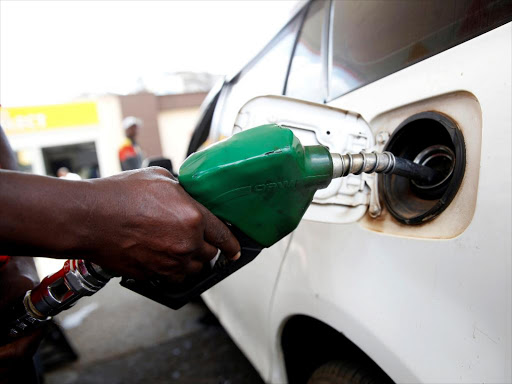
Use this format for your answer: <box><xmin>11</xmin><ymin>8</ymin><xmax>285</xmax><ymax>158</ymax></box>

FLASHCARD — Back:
<box><xmin>118</xmin><ymin>123</ymin><xmax>444</xmax><ymax>311</ymax></box>
<box><xmin>179</xmin><ymin>124</ymin><xmax>441</xmax><ymax>248</ymax></box>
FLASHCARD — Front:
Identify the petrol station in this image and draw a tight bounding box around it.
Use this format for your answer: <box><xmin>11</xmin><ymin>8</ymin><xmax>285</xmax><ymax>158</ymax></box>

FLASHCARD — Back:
<box><xmin>1</xmin><ymin>92</ymin><xmax>207</xmax><ymax>179</ymax></box>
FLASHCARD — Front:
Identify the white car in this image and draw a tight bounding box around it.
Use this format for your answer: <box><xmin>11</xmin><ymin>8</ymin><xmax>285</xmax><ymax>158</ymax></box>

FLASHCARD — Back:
<box><xmin>188</xmin><ymin>1</ymin><xmax>512</xmax><ymax>383</ymax></box>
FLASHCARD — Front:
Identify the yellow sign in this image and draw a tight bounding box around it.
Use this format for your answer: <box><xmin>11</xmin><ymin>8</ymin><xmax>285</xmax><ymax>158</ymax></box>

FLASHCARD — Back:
<box><xmin>1</xmin><ymin>102</ymin><xmax>99</xmax><ymax>135</ymax></box>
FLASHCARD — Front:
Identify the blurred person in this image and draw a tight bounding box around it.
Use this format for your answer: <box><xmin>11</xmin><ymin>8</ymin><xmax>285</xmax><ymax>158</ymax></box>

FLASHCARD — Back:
<box><xmin>119</xmin><ymin>116</ymin><xmax>144</xmax><ymax>171</ymax></box>
<box><xmin>0</xmin><ymin>256</ymin><xmax>44</xmax><ymax>384</ymax></box>
<box><xmin>0</xmin><ymin>127</ymin><xmax>45</xmax><ymax>383</ymax></box>
<box><xmin>0</xmin><ymin>124</ymin><xmax>240</xmax><ymax>383</ymax></box>
<box><xmin>57</xmin><ymin>167</ymin><xmax>81</xmax><ymax>180</ymax></box>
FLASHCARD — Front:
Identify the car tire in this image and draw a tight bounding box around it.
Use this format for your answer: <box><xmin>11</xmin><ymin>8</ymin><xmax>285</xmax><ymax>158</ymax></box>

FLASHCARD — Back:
<box><xmin>307</xmin><ymin>360</ymin><xmax>383</xmax><ymax>384</ymax></box>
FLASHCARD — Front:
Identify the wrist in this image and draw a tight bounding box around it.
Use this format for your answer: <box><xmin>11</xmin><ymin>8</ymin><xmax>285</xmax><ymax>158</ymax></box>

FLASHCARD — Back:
<box><xmin>0</xmin><ymin>171</ymin><xmax>102</xmax><ymax>258</ymax></box>
<box><xmin>75</xmin><ymin>177</ymin><xmax>122</xmax><ymax>257</ymax></box>
<box><xmin>60</xmin><ymin>179</ymin><xmax>101</xmax><ymax>255</ymax></box>
<box><xmin>27</xmin><ymin>177</ymin><xmax>99</xmax><ymax>256</ymax></box>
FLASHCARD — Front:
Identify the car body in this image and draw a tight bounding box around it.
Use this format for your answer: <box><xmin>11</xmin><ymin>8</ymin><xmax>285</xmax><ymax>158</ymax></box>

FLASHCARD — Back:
<box><xmin>189</xmin><ymin>1</ymin><xmax>512</xmax><ymax>383</ymax></box>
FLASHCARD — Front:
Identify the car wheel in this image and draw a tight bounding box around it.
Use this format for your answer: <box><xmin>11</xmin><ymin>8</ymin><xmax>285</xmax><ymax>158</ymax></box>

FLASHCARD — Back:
<box><xmin>307</xmin><ymin>360</ymin><xmax>383</xmax><ymax>384</ymax></box>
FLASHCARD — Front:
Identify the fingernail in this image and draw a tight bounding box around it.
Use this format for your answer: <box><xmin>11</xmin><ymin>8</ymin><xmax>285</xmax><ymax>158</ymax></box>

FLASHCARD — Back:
<box><xmin>232</xmin><ymin>251</ymin><xmax>241</xmax><ymax>261</ymax></box>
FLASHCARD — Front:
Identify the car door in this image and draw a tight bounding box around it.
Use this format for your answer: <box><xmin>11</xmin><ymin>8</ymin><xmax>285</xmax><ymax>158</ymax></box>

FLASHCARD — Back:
<box><xmin>200</xmin><ymin>1</ymin><xmax>512</xmax><ymax>382</ymax></box>
<box><xmin>199</xmin><ymin>5</ymin><xmax>306</xmax><ymax>380</ymax></box>
<box><xmin>262</xmin><ymin>1</ymin><xmax>511</xmax><ymax>383</ymax></box>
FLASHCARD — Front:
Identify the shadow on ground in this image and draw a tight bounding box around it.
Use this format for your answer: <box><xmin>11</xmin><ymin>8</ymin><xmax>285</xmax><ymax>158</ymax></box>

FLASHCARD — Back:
<box><xmin>42</xmin><ymin>278</ymin><xmax>263</xmax><ymax>384</ymax></box>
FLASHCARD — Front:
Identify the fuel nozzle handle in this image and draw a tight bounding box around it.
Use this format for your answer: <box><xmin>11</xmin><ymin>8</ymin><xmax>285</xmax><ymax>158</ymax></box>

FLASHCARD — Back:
<box><xmin>2</xmin><ymin>259</ymin><xmax>112</xmax><ymax>342</ymax></box>
<box><xmin>331</xmin><ymin>151</ymin><xmax>441</xmax><ymax>185</ymax></box>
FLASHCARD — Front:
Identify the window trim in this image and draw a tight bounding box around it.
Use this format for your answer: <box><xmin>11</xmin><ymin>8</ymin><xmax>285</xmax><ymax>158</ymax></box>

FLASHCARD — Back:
<box><xmin>282</xmin><ymin>1</ymin><xmax>311</xmax><ymax>96</ymax></box>
<box><xmin>324</xmin><ymin>0</ymin><xmax>334</xmax><ymax>103</ymax></box>
<box><xmin>283</xmin><ymin>0</ymin><xmax>331</xmax><ymax>101</ymax></box>
<box><xmin>186</xmin><ymin>77</ymin><xmax>226</xmax><ymax>155</ymax></box>
<box><xmin>210</xmin><ymin>7</ymin><xmax>307</xmax><ymax>141</ymax></box>
<box><xmin>228</xmin><ymin>2</ymin><xmax>308</xmax><ymax>87</ymax></box>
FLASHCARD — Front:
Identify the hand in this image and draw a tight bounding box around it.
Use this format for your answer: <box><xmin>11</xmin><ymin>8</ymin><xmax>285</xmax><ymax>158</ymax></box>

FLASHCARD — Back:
<box><xmin>84</xmin><ymin>167</ymin><xmax>241</xmax><ymax>282</ymax></box>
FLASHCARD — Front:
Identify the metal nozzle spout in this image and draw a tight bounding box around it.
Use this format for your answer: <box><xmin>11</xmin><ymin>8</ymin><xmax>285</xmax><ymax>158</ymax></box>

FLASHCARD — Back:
<box><xmin>331</xmin><ymin>151</ymin><xmax>443</xmax><ymax>186</ymax></box>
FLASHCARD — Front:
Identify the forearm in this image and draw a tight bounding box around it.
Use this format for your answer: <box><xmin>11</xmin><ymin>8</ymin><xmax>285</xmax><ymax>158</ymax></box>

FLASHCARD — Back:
<box><xmin>0</xmin><ymin>166</ymin><xmax>240</xmax><ymax>280</ymax></box>
<box><xmin>0</xmin><ymin>170</ymin><xmax>94</xmax><ymax>257</ymax></box>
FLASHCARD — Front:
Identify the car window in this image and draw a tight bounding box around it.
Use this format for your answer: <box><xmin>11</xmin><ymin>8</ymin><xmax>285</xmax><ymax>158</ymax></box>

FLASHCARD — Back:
<box><xmin>210</xmin><ymin>11</ymin><xmax>302</xmax><ymax>140</ymax></box>
<box><xmin>329</xmin><ymin>0</ymin><xmax>512</xmax><ymax>100</ymax></box>
<box><xmin>285</xmin><ymin>0</ymin><xmax>328</xmax><ymax>103</ymax></box>
<box><xmin>186</xmin><ymin>79</ymin><xmax>225</xmax><ymax>155</ymax></box>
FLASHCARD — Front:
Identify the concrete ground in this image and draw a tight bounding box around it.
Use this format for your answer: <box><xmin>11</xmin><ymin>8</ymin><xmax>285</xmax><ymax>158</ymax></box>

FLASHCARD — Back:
<box><xmin>43</xmin><ymin>277</ymin><xmax>263</xmax><ymax>384</ymax></box>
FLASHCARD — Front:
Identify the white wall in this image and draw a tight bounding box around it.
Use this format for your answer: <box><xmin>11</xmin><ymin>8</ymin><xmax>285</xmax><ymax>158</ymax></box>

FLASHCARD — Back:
<box><xmin>157</xmin><ymin>107</ymin><xmax>200</xmax><ymax>172</ymax></box>
<box><xmin>95</xmin><ymin>95</ymin><xmax>124</xmax><ymax>177</ymax></box>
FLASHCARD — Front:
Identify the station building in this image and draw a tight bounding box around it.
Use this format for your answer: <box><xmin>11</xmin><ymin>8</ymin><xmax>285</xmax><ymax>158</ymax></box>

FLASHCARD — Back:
<box><xmin>1</xmin><ymin>91</ymin><xmax>207</xmax><ymax>178</ymax></box>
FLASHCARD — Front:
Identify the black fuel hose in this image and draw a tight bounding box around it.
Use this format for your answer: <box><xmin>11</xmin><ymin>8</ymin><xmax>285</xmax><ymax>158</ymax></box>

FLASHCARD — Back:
<box><xmin>331</xmin><ymin>151</ymin><xmax>443</xmax><ymax>186</ymax></box>
<box><xmin>391</xmin><ymin>156</ymin><xmax>442</xmax><ymax>185</ymax></box>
